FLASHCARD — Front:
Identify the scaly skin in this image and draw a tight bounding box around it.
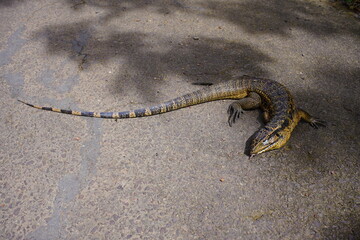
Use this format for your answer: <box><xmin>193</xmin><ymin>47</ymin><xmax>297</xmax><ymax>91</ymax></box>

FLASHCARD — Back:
<box><xmin>19</xmin><ymin>75</ymin><xmax>325</xmax><ymax>156</ymax></box>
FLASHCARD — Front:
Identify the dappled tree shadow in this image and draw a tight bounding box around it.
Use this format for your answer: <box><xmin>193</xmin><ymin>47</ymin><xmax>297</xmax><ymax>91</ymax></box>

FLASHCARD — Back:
<box><xmin>0</xmin><ymin>0</ymin><xmax>24</xmax><ymax>7</ymax></box>
<box><xmin>32</xmin><ymin>21</ymin><xmax>272</xmax><ymax>101</ymax></box>
<box><xmin>64</xmin><ymin>0</ymin><xmax>360</xmax><ymax>38</ymax></box>
<box><xmin>66</xmin><ymin>0</ymin><xmax>186</xmax><ymax>18</ymax></box>
<box><xmin>198</xmin><ymin>0</ymin><xmax>360</xmax><ymax>37</ymax></box>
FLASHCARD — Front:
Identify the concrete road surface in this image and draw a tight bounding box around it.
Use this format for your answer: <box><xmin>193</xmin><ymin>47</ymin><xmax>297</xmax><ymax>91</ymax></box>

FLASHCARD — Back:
<box><xmin>1</xmin><ymin>0</ymin><xmax>359</xmax><ymax>239</ymax></box>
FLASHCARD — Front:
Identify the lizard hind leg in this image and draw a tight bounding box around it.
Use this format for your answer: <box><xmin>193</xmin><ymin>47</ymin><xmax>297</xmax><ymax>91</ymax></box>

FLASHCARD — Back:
<box><xmin>297</xmin><ymin>108</ymin><xmax>326</xmax><ymax>129</ymax></box>
<box><xmin>227</xmin><ymin>92</ymin><xmax>261</xmax><ymax>127</ymax></box>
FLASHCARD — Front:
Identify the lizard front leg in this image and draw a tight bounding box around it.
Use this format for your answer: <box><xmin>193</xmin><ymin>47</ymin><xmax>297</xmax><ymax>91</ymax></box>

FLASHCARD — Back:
<box><xmin>227</xmin><ymin>92</ymin><xmax>261</xmax><ymax>127</ymax></box>
<box><xmin>297</xmin><ymin>108</ymin><xmax>326</xmax><ymax>128</ymax></box>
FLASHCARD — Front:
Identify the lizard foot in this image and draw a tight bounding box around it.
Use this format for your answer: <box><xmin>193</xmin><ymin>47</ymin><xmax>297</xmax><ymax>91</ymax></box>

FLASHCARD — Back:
<box><xmin>309</xmin><ymin>118</ymin><xmax>326</xmax><ymax>129</ymax></box>
<box><xmin>297</xmin><ymin>109</ymin><xmax>326</xmax><ymax>129</ymax></box>
<box><xmin>227</xmin><ymin>102</ymin><xmax>244</xmax><ymax>127</ymax></box>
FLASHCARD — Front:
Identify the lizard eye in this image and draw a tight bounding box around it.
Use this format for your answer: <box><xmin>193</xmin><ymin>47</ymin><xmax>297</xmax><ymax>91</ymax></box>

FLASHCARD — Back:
<box><xmin>275</xmin><ymin>132</ymin><xmax>284</xmax><ymax>139</ymax></box>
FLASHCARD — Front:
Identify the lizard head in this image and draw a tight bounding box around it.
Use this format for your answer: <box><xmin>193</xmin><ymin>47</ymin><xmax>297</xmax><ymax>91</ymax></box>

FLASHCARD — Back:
<box><xmin>249</xmin><ymin>127</ymin><xmax>289</xmax><ymax>157</ymax></box>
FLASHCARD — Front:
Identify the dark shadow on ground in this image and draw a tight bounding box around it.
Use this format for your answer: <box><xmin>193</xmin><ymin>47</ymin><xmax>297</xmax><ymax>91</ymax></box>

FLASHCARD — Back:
<box><xmin>63</xmin><ymin>0</ymin><xmax>360</xmax><ymax>38</ymax></box>
<box><xmin>32</xmin><ymin>22</ymin><xmax>272</xmax><ymax>101</ymax></box>
<box><xmin>312</xmin><ymin>65</ymin><xmax>360</xmax><ymax>121</ymax></box>
<box><xmin>0</xmin><ymin>0</ymin><xmax>24</xmax><ymax>7</ymax></box>
<box><xmin>198</xmin><ymin>0</ymin><xmax>360</xmax><ymax>37</ymax></box>
<box><xmin>323</xmin><ymin>217</ymin><xmax>360</xmax><ymax>239</ymax></box>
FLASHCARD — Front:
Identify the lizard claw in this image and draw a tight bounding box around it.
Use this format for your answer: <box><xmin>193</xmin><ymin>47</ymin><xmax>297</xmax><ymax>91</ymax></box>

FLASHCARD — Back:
<box><xmin>309</xmin><ymin>118</ymin><xmax>326</xmax><ymax>129</ymax></box>
<box><xmin>227</xmin><ymin>102</ymin><xmax>244</xmax><ymax>127</ymax></box>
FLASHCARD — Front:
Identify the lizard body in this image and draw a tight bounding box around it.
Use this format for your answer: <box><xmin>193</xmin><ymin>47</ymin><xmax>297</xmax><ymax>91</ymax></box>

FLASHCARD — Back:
<box><xmin>19</xmin><ymin>75</ymin><xmax>325</xmax><ymax>156</ymax></box>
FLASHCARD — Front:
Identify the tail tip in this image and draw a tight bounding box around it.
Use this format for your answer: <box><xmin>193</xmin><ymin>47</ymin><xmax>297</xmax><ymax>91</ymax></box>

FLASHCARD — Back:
<box><xmin>18</xmin><ymin>99</ymin><xmax>34</xmax><ymax>107</ymax></box>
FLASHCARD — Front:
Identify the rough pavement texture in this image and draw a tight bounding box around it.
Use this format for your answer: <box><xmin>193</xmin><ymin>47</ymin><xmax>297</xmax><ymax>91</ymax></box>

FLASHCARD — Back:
<box><xmin>1</xmin><ymin>0</ymin><xmax>359</xmax><ymax>239</ymax></box>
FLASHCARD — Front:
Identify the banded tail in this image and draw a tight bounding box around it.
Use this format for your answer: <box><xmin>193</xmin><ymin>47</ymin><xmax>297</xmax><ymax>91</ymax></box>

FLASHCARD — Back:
<box><xmin>18</xmin><ymin>80</ymin><xmax>249</xmax><ymax>119</ymax></box>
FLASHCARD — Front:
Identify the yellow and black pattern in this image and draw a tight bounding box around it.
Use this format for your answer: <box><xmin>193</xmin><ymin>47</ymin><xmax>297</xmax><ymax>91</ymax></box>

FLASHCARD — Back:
<box><xmin>18</xmin><ymin>79</ymin><xmax>249</xmax><ymax>119</ymax></box>
<box><xmin>19</xmin><ymin>75</ymin><xmax>325</xmax><ymax>156</ymax></box>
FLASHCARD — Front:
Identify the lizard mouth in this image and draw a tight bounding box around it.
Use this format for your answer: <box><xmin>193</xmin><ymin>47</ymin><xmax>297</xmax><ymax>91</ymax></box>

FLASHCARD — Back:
<box><xmin>250</xmin><ymin>141</ymin><xmax>277</xmax><ymax>156</ymax></box>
